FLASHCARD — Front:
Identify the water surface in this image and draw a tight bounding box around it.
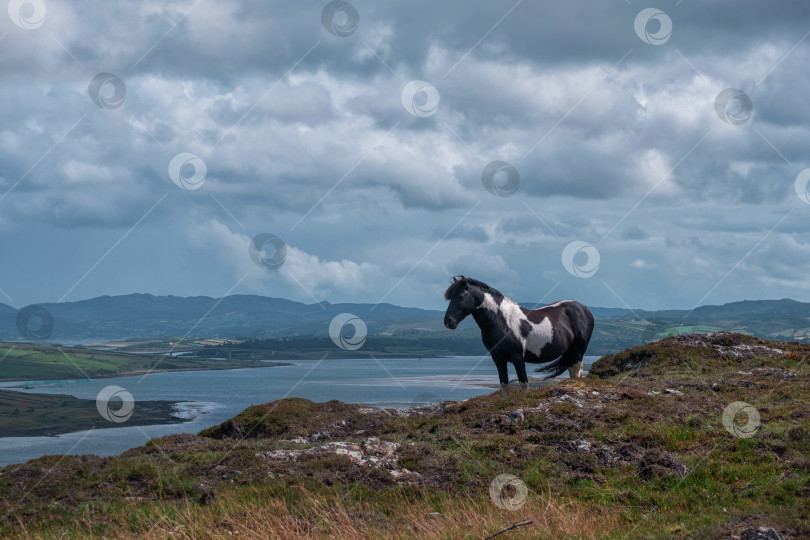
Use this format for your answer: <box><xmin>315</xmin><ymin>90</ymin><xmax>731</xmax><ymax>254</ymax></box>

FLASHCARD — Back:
<box><xmin>0</xmin><ymin>356</ymin><xmax>596</xmax><ymax>466</ymax></box>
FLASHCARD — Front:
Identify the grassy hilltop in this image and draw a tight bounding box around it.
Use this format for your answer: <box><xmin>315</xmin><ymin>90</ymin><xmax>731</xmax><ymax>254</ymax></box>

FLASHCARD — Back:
<box><xmin>0</xmin><ymin>333</ymin><xmax>808</xmax><ymax>539</ymax></box>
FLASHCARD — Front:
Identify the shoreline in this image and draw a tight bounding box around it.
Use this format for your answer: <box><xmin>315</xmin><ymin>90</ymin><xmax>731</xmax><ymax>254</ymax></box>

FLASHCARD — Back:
<box><xmin>0</xmin><ymin>361</ymin><xmax>294</xmax><ymax>384</ymax></box>
<box><xmin>0</xmin><ymin>389</ymin><xmax>196</xmax><ymax>438</ymax></box>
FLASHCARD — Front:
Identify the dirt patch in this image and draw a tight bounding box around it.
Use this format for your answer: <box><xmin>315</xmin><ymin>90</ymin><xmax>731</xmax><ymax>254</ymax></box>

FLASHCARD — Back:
<box><xmin>596</xmin><ymin>441</ymin><xmax>689</xmax><ymax>478</ymax></box>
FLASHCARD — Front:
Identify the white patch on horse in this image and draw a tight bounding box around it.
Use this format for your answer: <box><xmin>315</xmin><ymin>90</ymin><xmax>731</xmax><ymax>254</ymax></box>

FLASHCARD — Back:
<box><xmin>544</xmin><ymin>300</ymin><xmax>573</xmax><ymax>308</ymax></box>
<box><xmin>526</xmin><ymin>317</ymin><xmax>553</xmax><ymax>355</ymax></box>
<box><xmin>481</xmin><ymin>293</ymin><xmax>499</xmax><ymax>312</ymax></box>
<box><xmin>481</xmin><ymin>293</ymin><xmax>553</xmax><ymax>355</ymax></box>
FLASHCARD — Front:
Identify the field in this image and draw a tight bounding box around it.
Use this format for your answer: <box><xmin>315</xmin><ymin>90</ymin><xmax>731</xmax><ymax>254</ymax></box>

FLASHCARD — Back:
<box><xmin>0</xmin><ymin>342</ymin><xmax>283</xmax><ymax>382</ymax></box>
<box><xmin>0</xmin><ymin>332</ymin><xmax>807</xmax><ymax>538</ymax></box>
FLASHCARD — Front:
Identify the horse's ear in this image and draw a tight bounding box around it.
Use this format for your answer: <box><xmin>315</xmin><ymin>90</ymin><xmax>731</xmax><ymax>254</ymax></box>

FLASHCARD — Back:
<box><xmin>453</xmin><ymin>276</ymin><xmax>458</xmax><ymax>282</ymax></box>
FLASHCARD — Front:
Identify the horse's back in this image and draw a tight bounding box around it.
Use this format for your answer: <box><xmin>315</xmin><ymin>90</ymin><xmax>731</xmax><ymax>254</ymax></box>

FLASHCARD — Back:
<box><xmin>537</xmin><ymin>299</ymin><xmax>592</xmax><ymax>317</ymax></box>
<box><xmin>538</xmin><ymin>300</ymin><xmax>594</xmax><ymax>341</ymax></box>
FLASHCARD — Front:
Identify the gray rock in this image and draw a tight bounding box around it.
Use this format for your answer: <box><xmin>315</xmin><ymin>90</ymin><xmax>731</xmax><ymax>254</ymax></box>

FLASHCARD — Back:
<box><xmin>507</xmin><ymin>409</ymin><xmax>525</xmax><ymax>422</ymax></box>
<box><xmin>257</xmin><ymin>437</ymin><xmax>407</xmax><ymax>471</ymax></box>
<box><xmin>740</xmin><ymin>527</ymin><xmax>782</xmax><ymax>540</ymax></box>
<box><xmin>754</xmin><ymin>367</ymin><xmax>797</xmax><ymax>378</ymax></box>
<box><xmin>279</xmin><ymin>437</ymin><xmax>308</xmax><ymax>444</ymax></box>
<box><xmin>575</xmin><ymin>440</ymin><xmax>591</xmax><ymax>452</ymax></box>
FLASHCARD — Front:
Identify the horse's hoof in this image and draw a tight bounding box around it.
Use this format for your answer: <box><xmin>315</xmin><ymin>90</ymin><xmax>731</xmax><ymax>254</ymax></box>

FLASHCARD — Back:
<box><xmin>520</xmin><ymin>382</ymin><xmax>529</xmax><ymax>393</ymax></box>
<box><xmin>500</xmin><ymin>384</ymin><xmax>509</xmax><ymax>398</ymax></box>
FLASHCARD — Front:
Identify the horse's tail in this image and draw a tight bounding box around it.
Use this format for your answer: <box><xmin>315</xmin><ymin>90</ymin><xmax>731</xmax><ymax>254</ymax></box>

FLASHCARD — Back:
<box><xmin>536</xmin><ymin>301</ymin><xmax>594</xmax><ymax>379</ymax></box>
<box><xmin>534</xmin><ymin>356</ymin><xmax>571</xmax><ymax>380</ymax></box>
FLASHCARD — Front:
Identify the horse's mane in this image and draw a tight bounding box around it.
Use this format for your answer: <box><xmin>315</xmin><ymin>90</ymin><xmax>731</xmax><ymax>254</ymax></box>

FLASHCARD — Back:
<box><xmin>443</xmin><ymin>276</ymin><xmax>504</xmax><ymax>301</ymax></box>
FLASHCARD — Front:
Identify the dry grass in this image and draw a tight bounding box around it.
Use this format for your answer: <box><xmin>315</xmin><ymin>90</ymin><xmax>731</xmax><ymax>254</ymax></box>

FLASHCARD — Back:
<box><xmin>10</xmin><ymin>486</ymin><xmax>619</xmax><ymax>539</ymax></box>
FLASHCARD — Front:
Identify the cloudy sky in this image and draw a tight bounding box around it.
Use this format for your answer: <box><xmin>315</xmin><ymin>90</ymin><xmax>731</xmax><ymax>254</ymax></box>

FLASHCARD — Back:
<box><xmin>1</xmin><ymin>0</ymin><xmax>809</xmax><ymax>312</ymax></box>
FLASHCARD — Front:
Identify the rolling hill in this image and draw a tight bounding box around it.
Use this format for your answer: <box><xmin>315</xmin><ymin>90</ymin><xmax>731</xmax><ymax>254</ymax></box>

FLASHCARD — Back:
<box><xmin>1</xmin><ymin>294</ymin><xmax>809</xmax><ymax>356</ymax></box>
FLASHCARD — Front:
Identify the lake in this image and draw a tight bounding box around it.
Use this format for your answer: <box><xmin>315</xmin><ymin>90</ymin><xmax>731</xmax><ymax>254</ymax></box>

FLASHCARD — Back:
<box><xmin>0</xmin><ymin>355</ymin><xmax>597</xmax><ymax>467</ymax></box>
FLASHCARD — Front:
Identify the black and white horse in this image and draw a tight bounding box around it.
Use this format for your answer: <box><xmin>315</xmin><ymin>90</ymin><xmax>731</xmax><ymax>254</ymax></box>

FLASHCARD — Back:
<box><xmin>443</xmin><ymin>276</ymin><xmax>594</xmax><ymax>397</ymax></box>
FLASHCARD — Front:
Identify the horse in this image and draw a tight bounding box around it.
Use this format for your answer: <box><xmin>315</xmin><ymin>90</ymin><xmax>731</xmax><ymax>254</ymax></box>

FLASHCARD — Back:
<box><xmin>443</xmin><ymin>276</ymin><xmax>594</xmax><ymax>397</ymax></box>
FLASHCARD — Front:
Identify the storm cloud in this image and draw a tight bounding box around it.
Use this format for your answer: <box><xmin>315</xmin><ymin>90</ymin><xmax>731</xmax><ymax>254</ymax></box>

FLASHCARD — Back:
<box><xmin>1</xmin><ymin>0</ymin><xmax>809</xmax><ymax>311</ymax></box>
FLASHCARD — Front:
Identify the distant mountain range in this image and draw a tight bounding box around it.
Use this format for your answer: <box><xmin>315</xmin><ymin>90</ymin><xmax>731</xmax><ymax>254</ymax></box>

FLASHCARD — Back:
<box><xmin>1</xmin><ymin>294</ymin><xmax>808</xmax><ymax>354</ymax></box>
<box><xmin>0</xmin><ymin>294</ymin><xmax>446</xmax><ymax>342</ymax></box>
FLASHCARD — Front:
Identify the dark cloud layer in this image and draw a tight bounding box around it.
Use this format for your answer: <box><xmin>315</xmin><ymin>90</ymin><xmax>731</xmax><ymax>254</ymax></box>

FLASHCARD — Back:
<box><xmin>0</xmin><ymin>0</ymin><xmax>809</xmax><ymax>311</ymax></box>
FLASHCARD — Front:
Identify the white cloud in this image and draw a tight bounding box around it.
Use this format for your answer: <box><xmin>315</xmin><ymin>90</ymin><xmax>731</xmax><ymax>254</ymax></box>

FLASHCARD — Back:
<box><xmin>630</xmin><ymin>258</ymin><xmax>655</xmax><ymax>269</ymax></box>
<box><xmin>280</xmin><ymin>246</ymin><xmax>384</xmax><ymax>297</ymax></box>
<box><xmin>185</xmin><ymin>218</ymin><xmax>384</xmax><ymax>299</ymax></box>
<box><xmin>631</xmin><ymin>149</ymin><xmax>679</xmax><ymax>196</ymax></box>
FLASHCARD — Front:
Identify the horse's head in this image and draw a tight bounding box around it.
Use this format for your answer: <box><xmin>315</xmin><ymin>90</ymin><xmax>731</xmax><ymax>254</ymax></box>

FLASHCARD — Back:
<box><xmin>443</xmin><ymin>276</ymin><xmax>482</xmax><ymax>329</ymax></box>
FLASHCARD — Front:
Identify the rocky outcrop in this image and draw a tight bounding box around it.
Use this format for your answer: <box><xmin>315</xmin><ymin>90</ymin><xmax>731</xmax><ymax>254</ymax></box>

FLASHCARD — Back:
<box><xmin>256</xmin><ymin>437</ymin><xmax>420</xmax><ymax>482</ymax></box>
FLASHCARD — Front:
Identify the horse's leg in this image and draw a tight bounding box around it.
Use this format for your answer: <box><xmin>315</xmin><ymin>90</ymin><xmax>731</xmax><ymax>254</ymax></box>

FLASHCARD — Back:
<box><xmin>494</xmin><ymin>357</ymin><xmax>509</xmax><ymax>398</ymax></box>
<box><xmin>563</xmin><ymin>344</ymin><xmax>586</xmax><ymax>378</ymax></box>
<box><xmin>513</xmin><ymin>357</ymin><xmax>530</xmax><ymax>392</ymax></box>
